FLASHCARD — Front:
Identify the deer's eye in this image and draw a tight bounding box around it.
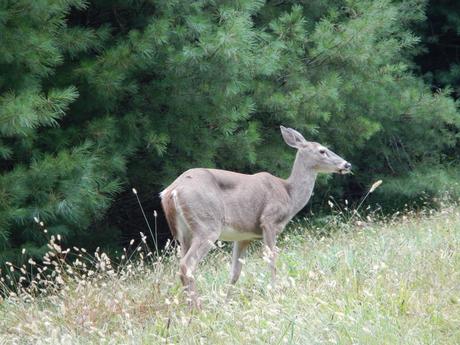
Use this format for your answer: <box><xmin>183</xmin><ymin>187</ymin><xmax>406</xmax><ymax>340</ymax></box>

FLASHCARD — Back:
<box><xmin>319</xmin><ymin>149</ymin><xmax>326</xmax><ymax>155</ymax></box>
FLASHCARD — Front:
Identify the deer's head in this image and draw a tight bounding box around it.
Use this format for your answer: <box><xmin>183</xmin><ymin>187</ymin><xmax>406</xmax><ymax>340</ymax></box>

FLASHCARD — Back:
<box><xmin>280</xmin><ymin>126</ymin><xmax>352</xmax><ymax>174</ymax></box>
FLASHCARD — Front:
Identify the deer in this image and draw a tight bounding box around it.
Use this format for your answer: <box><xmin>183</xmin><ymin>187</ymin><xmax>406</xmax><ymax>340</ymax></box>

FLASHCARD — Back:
<box><xmin>160</xmin><ymin>126</ymin><xmax>351</xmax><ymax>308</ymax></box>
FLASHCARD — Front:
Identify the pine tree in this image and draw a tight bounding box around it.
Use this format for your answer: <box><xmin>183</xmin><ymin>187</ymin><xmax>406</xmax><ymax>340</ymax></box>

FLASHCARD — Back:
<box><xmin>0</xmin><ymin>1</ymin><xmax>122</xmax><ymax>263</ymax></box>
<box><xmin>62</xmin><ymin>0</ymin><xmax>459</xmax><ymax>213</ymax></box>
<box><xmin>1</xmin><ymin>0</ymin><xmax>460</xmax><ymax>265</ymax></box>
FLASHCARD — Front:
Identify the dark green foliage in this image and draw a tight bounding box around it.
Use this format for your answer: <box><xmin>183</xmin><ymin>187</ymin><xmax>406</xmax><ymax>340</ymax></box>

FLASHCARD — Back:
<box><xmin>417</xmin><ymin>0</ymin><xmax>460</xmax><ymax>95</ymax></box>
<box><xmin>1</xmin><ymin>0</ymin><xmax>459</xmax><ymax>264</ymax></box>
<box><xmin>0</xmin><ymin>0</ymin><xmax>122</xmax><ymax>263</ymax></box>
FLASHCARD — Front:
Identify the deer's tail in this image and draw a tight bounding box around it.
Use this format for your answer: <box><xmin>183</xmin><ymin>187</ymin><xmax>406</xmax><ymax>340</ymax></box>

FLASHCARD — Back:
<box><xmin>160</xmin><ymin>187</ymin><xmax>179</xmax><ymax>239</ymax></box>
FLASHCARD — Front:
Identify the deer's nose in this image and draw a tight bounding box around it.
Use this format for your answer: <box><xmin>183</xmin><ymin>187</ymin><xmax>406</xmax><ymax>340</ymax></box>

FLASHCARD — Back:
<box><xmin>344</xmin><ymin>162</ymin><xmax>352</xmax><ymax>170</ymax></box>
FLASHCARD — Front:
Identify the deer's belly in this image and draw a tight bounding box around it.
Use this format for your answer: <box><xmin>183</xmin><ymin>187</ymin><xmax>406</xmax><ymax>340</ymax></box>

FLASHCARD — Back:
<box><xmin>218</xmin><ymin>227</ymin><xmax>262</xmax><ymax>241</ymax></box>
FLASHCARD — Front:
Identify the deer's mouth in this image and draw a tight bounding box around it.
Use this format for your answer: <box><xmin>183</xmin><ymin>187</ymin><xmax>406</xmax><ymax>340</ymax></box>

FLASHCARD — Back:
<box><xmin>338</xmin><ymin>168</ymin><xmax>352</xmax><ymax>175</ymax></box>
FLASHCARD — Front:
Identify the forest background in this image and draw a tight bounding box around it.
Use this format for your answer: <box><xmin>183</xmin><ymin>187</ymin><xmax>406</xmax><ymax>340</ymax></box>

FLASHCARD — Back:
<box><xmin>1</xmin><ymin>0</ymin><xmax>460</xmax><ymax>264</ymax></box>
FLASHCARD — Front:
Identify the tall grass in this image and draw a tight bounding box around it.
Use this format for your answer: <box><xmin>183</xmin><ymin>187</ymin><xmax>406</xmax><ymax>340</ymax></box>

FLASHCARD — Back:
<box><xmin>0</xmin><ymin>206</ymin><xmax>459</xmax><ymax>344</ymax></box>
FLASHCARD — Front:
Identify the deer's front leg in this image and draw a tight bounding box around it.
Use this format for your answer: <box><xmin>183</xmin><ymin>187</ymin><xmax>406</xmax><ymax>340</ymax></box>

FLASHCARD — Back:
<box><xmin>262</xmin><ymin>225</ymin><xmax>280</xmax><ymax>287</ymax></box>
<box><xmin>230</xmin><ymin>240</ymin><xmax>251</xmax><ymax>284</ymax></box>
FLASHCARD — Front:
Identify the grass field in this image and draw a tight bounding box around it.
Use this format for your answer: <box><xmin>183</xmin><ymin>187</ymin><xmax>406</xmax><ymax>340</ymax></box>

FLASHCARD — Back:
<box><xmin>0</xmin><ymin>206</ymin><xmax>459</xmax><ymax>344</ymax></box>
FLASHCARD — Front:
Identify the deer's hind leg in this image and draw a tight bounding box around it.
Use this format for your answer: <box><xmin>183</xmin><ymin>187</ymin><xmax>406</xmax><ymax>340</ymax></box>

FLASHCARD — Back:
<box><xmin>179</xmin><ymin>230</ymin><xmax>219</xmax><ymax>309</ymax></box>
<box><xmin>173</xmin><ymin>185</ymin><xmax>225</xmax><ymax>308</ymax></box>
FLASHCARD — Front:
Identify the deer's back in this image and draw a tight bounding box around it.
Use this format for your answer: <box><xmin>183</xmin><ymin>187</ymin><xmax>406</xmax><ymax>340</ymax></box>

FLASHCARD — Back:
<box><xmin>162</xmin><ymin>168</ymin><xmax>290</xmax><ymax>236</ymax></box>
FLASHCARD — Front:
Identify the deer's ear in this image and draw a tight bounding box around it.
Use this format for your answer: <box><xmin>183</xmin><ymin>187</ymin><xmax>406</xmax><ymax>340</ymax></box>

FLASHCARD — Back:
<box><xmin>280</xmin><ymin>125</ymin><xmax>307</xmax><ymax>149</ymax></box>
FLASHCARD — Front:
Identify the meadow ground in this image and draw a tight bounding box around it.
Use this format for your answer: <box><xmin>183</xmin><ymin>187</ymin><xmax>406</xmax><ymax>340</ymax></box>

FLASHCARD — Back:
<box><xmin>0</xmin><ymin>206</ymin><xmax>459</xmax><ymax>344</ymax></box>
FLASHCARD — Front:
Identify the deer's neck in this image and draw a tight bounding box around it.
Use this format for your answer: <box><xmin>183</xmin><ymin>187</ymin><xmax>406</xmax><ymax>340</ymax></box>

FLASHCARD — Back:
<box><xmin>286</xmin><ymin>151</ymin><xmax>317</xmax><ymax>215</ymax></box>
